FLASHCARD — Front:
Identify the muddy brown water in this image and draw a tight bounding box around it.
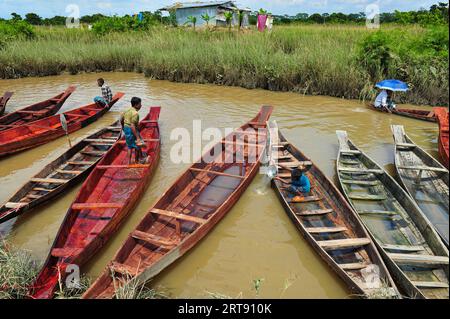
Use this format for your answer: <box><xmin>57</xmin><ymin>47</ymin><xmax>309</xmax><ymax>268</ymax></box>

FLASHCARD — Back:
<box><xmin>0</xmin><ymin>72</ymin><xmax>441</xmax><ymax>298</ymax></box>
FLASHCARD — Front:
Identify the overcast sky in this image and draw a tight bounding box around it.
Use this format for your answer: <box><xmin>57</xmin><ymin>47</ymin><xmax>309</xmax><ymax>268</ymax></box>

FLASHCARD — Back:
<box><xmin>0</xmin><ymin>0</ymin><xmax>440</xmax><ymax>19</ymax></box>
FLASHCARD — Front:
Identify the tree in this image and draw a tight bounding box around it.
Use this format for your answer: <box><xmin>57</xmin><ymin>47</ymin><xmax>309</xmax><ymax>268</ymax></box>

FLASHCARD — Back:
<box><xmin>224</xmin><ymin>11</ymin><xmax>233</xmax><ymax>32</ymax></box>
<box><xmin>25</xmin><ymin>13</ymin><xmax>42</xmax><ymax>25</ymax></box>
<box><xmin>236</xmin><ymin>10</ymin><xmax>245</xmax><ymax>31</ymax></box>
<box><xmin>185</xmin><ymin>16</ymin><xmax>197</xmax><ymax>30</ymax></box>
<box><xmin>308</xmin><ymin>13</ymin><xmax>324</xmax><ymax>23</ymax></box>
<box><xmin>201</xmin><ymin>13</ymin><xmax>214</xmax><ymax>28</ymax></box>
<box><xmin>11</xmin><ymin>13</ymin><xmax>22</xmax><ymax>21</ymax></box>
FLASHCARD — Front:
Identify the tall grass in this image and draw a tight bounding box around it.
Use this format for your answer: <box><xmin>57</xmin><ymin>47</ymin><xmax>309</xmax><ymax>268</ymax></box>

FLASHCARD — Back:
<box><xmin>0</xmin><ymin>25</ymin><xmax>447</xmax><ymax>105</ymax></box>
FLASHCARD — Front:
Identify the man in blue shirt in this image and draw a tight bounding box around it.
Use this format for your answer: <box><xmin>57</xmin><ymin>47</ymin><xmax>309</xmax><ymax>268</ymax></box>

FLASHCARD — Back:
<box><xmin>274</xmin><ymin>165</ymin><xmax>311</xmax><ymax>198</ymax></box>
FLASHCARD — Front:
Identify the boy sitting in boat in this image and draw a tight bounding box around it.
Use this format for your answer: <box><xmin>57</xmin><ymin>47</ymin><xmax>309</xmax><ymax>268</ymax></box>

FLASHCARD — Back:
<box><xmin>120</xmin><ymin>97</ymin><xmax>147</xmax><ymax>164</ymax></box>
<box><xmin>374</xmin><ymin>89</ymin><xmax>396</xmax><ymax>112</ymax></box>
<box><xmin>274</xmin><ymin>164</ymin><xmax>311</xmax><ymax>197</ymax></box>
<box><xmin>94</xmin><ymin>78</ymin><xmax>113</xmax><ymax>106</ymax></box>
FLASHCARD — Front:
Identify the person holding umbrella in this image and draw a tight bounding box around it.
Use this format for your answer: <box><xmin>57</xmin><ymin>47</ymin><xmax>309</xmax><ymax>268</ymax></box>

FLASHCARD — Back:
<box><xmin>373</xmin><ymin>79</ymin><xmax>408</xmax><ymax>113</ymax></box>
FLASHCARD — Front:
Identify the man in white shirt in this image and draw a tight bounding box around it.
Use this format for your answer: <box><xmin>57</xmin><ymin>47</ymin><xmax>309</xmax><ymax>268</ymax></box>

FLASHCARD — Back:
<box><xmin>374</xmin><ymin>89</ymin><xmax>396</xmax><ymax>112</ymax></box>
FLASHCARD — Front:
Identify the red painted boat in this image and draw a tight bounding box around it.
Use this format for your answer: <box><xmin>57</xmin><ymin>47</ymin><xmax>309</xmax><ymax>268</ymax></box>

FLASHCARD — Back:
<box><xmin>83</xmin><ymin>106</ymin><xmax>273</xmax><ymax>299</ymax></box>
<box><xmin>29</xmin><ymin>107</ymin><xmax>161</xmax><ymax>299</ymax></box>
<box><xmin>0</xmin><ymin>86</ymin><xmax>76</xmax><ymax>131</ymax></box>
<box><xmin>0</xmin><ymin>93</ymin><xmax>124</xmax><ymax>158</ymax></box>
<box><xmin>0</xmin><ymin>92</ymin><xmax>13</xmax><ymax>116</ymax></box>
<box><xmin>369</xmin><ymin>104</ymin><xmax>437</xmax><ymax>122</ymax></box>
<box><xmin>434</xmin><ymin>107</ymin><xmax>449</xmax><ymax>168</ymax></box>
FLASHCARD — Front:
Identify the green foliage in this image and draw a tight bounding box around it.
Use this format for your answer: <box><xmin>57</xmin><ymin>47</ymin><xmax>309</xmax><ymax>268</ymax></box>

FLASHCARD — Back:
<box><xmin>201</xmin><ymin>13</ymin><xmax>214</xmax><ymax>27</ymax></box>
<box><xmin>25</xmin><ymin>13</ymin><xmax>43</xmax><ymax>25</ymax></box>
<box><xmin>185</xmin><ymin>16</ymin><xmax>197</xmax><ymax>30</ymax></box>
<box><xmin>92</xmin><ymin>13</ymin><xmax>160</xmax><ymax>35</ymax></box>
<box><xmin>358</xmin><ymin>32</ymin><xmax>391</xmax><ymax>79</ymax></box>
<box><xmin>0</xmin><ymin>20</ymin><xmax>35</xmax><ymax>50</ymax></box>
<box><xmin>224</xmin><ymin>11</ymin><xmax>233</xmax><ymax>31</ymax></box>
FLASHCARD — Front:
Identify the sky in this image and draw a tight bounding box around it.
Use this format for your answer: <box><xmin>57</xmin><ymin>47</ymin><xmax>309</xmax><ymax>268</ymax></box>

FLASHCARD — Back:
<box><xmin>0</xmin><ymin>0</ymin><xmax>440</xmax><ymax>19</ymax></box>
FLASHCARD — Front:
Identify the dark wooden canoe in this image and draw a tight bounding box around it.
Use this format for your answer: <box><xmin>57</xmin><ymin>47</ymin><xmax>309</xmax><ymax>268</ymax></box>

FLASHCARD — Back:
<box><xmin>391</xmin><ymin>125</ymin><xmax>449</xmax><ymax>247</ymax></box>
<box><xmin>0</xmin><ymin>86</ymin><xmax>76</xmax><ymax>131</ymax></box>
<box><xmin>0</xmin><ymin>92</ymin><xmax>13</xmax><ymax>116</ymax></box>
<box><xmin>271</xmin><ymin>129</ymin><xmax>399</xmax><ymax>298</ymax></box>
<box><xmin>369</xmin><ymin>104</ymin><xmax>437</xmax><ymax>123</ymax></box>
<box><xmin>29</xmin><ymin>107</ymin><xmax>161</xmax><ymax>299</ymax></box>
<box><xmin>0</xmin><ymin>121</ymin><xmax>122</xmax><ymax>224</ymax></box>
<box><xmin>434</xmin><ymin>107</ymin><xmax>449</xmax><ymax>168</ymax></box>
<box><xmin>82</xmin><ymin>106</ymin><xmax>273</xmax><ymax>299</ymax></box>
<box><xmin>0</xmin><ymin>92</ymin><xmax>124</xmax><ymax>158</ymax></box>
<box><xmin>336</xmin><ymin>131</ymin><xmax>449</xmax><ymax>299</ymax></box>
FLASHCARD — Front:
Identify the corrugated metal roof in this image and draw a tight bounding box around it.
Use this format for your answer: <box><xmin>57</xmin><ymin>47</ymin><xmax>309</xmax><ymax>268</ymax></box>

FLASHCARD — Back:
<box><xmin>161</xmin><ymin>1</ymin><xmax>235</xmax><ymax>10</ymax></box>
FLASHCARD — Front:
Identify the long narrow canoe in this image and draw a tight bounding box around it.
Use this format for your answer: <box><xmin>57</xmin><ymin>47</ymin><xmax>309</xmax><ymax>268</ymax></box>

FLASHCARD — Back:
<box><xmin>271</xmin><ymin>129</ymin><xmax>399</xmax><ymax>298</ymax></box>
<box><xmin>0</xmin><ymin>93</ymin><xmax>124</xmax><ymax>158</ymax></box>
<box><xmin>434</xmin><ymin>107</ymin><xmax>449</xmax><ymax>168</ymax></box>
<box><xmin>391</xmin><ymin>125</ymin><xmax>449</xmax><ymax>247</ymax></box>
<box><xmin>0</xmin><ymin>92</ymin><xmax>13</xmax><ymax>116</ymax></box>
<box><xmin>336</xmin><ymin>131</ymin><xmax>449</xmax><ymax>299</ymax></box>
<box><xmin>83</xmin><ymin>106</ymin><xmax>273</xmax><ymax>299</ymax></box>
<box><xmin>369</xmin><ymin>104</ymin><xmax>437</xmax><ymax>123</ymax></box>
<box><xmin>0</xmin><ymin>121</ymin><xmax>122</xmax><ymax>224</ymax></box>
<box><xmin>0</xmin><ymin>86</ymin><xmax>76</xmax><ymax>130</ymax></box>
<box><xmin>29</xmin><ymin>107</ymin><xmax>161</xmax><ymax>299</ymax></box>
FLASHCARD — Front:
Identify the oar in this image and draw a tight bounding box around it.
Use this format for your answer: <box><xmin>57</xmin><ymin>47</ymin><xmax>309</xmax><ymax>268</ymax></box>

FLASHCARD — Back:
<box><xmin>60</xmin><ymin>114</ymin><xmax>72</xmax><ymax>148</ymax></box>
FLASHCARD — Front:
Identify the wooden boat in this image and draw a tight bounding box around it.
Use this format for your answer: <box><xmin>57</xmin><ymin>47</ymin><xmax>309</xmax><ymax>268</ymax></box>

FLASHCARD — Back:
<box><xmin>434</xmin><ymin>107</ymin><xmax>449</xmax><ymax>168</ymax></box>
<box><xmin>82</xmin><ymin>106</ymin><xmax>273</xmax><ymax>299</ymax></box>
<box><xmin>336</xmin><ymin>131</ymin><xmax>449</xmax><ymax>299</ymax></box>
<box><xmin>369</xmin><ymin>104</ymin><xmax>437</xmax><ymax>123</ymax></box>
<box><xmin>391</xmin><ymin>125</ymin><xmax>449</xmax><ymax>247</ymax></box>
<box><xmin>0</xmin><ymin>121</ymin><xmax>123</xmax><ymax>224</ymax></box>
<box><xmin>0</xmin><ymin>92</ymin><xmax>13</xmax><ymax>116</ymax></box>
<box><xmin>0</xmin><ymin>93</ymin><xmax>124</xmax><ymax>158</ymax></box>
<box><xmin>270</xmin><ymin>128</ymin><xmax>399</xmax><ymax>298</ymax></box>
<box><xmin>29</xmin><ymin>107</ymin><xmax>161</xmax><ymax>299</ymax></box>
<box><xmin>0</xmin><ymin>86</ymin><xmax>76</xmax><ymax>131</ymax></box>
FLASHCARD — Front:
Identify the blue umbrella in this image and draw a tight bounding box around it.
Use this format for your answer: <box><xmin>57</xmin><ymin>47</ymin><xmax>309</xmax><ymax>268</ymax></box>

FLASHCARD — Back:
<box><xmin>375</xmin><ymin>79</ymin><xmax>409</xmax><ymax>92</ymax></box>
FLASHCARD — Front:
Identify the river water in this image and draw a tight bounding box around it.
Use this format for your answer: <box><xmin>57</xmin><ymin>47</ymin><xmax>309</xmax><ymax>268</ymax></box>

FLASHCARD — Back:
<box><xmin>0</xmin><ymin>72</ymin><xmax>440</xmax><ymax>298</ymax></box>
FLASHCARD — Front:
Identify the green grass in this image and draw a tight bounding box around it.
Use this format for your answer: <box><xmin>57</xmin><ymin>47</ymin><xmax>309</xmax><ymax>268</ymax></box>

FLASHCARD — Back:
<box><xmin>0</xmin><ymin>24</ymin><xmax>447</xmax><ymax>105</ymax></box>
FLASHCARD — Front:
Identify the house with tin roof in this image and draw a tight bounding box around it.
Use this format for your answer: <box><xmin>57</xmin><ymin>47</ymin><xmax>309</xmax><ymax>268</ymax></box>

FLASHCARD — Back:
<box><xmin>160</xmin><ymin>1</ymin><xmax>251</xmax><ymax>27</ymax></box>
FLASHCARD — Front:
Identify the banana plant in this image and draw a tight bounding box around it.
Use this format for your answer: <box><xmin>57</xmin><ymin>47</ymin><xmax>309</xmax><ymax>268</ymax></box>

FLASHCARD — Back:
<box><xmin>224</xmin><ymin>11</ymin><xmax>233</xmax><ymax>32</ymax></box>
<box><xmin>185</xmin><ymin>15</ymin><xmax>197</xmax><ymax>30</ymax></box>
<box><xmin>201</xmin><ymin>13</ymin><xmax>215</xmax><ymax>28</ymax></box>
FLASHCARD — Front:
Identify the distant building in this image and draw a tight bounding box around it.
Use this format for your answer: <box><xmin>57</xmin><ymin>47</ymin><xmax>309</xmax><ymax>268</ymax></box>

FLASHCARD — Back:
<box><xmin>160</xmin><ymin>1</ymin><xmax>251</xmax><ymax>27</ymax></box>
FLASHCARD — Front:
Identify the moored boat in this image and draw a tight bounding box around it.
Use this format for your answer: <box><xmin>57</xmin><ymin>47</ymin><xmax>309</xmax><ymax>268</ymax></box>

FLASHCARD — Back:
<box><xmin>0</xmin><ymin>92</ymin><xmax>13</xmax><ymax>116</ymax></box>
<box><xmin>82</xmin><ymin>106</ymin><xmax>273</xmax><ymax>299</ymax></box>
<box><xmin>0</xmin><ymin>93</ymin><xmax>124</xmax><ymax>158</ymax></box>
<box><xmin>0</xmin><ymin>121</ymin><xmax>122</xmax><ymax>224</ymax></box>
<box><xmin>369</xmin><ymin>104</ymin><xmax>437</xmax><ymax>123</ymax></box>
<box><xmin>391</xmin><ymin>125</ymin><xmax>449</xmax><ymax>247</ymax></box>
<box><xmin>28</xmin><ymin>106</ymin><xmax>161</xmax><ymax>299</ymax></box>
<box><xmin>271</xmin><ymin>128</ymin><xmax>399</xmax><ymax>298</ymax></box>
<box><xmin>336</xmin><ymin>131</ymin><xmax>449</xmax><ymax>299</ymax></box>
<box><xmin>434</xmin><ymin>107</ymin><xmax>449</xmax><ymax>168</ymax></box>
<box><xmin>0</xmin><ymin>86</ymin><xmax>76</xmax><ymax>131</ymax></box>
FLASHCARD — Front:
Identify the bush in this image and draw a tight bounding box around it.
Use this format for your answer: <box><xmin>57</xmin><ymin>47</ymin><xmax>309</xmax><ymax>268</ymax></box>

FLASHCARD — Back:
<box><xmin>0</xmin><ymin>20</ymin><xmax>35</xmax><ymax>50</ymax></box>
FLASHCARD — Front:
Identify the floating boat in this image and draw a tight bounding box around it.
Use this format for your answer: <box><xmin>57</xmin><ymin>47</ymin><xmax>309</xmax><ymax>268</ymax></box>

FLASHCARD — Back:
<box><xmin>0</xmin><ymin>86</ymin><xmax>76</xmax><ymax>131</ymax></box>
<box><xmin>336</xmin><ymin>131</ymin><xmax>449</xmax><ymax>299</ymax></box>
<box><xmin>434</xmin><ymin>107</ymin><xmax>449</xmax><ymax>168</ymax></box>
<box><xmin>369</xmin><ymin>104</ymin><xmax>437</xmax><ymax>123</ymax></box>
<box><xmin>0</xmin><ymin>122</ymin><xmax>123</xmax><ymax>224</ymax></box>
<box><xmin>0</xmin><ymin>92</ymin><xmax>13</xmax><ymax>116</ymax></box>
<box><xmin>29</xmin><ymin>107</ymin><xmax>161</xmax><ymax>299</ymax></box>
<box><xmin>82</xmin><ymin>106</ymin><xmax>273</xmax><ymax>299</ymax></box>
<box><xmin>391</xmin><ymin>125</ymin><xmax>449</xmax><ymax>247</ymax></box>
<box><xmin>0</xmin><ymin>93</ymin><xmax>124</xmax><ymax>158</ymax></box>
<box><xmin>270</xmin><ymin>128</ymin><xmax>399</xmax><ymax>298</ymax></box>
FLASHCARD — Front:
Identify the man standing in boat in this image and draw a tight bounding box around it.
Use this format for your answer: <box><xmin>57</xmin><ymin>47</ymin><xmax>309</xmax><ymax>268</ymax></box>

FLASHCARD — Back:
<box><xmin>94</xmin><ymin>78</ymin><xmax>113</xmax><ymax>106</ymax></box>
<box><xmin>374</xmin><ymin>89</ymin><xmax>396</xmax><ymax>112</ymax></box>
<box><xmin>120</xmin><ymin>97</ymin><xmax>147</xmax><ymax>164</ymax></box>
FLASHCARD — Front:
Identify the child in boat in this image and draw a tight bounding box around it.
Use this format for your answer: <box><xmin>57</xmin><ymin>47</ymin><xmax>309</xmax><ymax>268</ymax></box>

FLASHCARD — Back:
<box><xmin>121</xmin><ymin>97</ymin><xmax>147</xmax><ymax>164</ymax></box>
<box><xmin>94</xmin><ymin>78</ymin><xmax>113</xmax><ymax>106</ymax></box>
<box><xmin>274</xmin><ymin>164</ymin><xmax>311</xmax><ymax>197</ymax></box>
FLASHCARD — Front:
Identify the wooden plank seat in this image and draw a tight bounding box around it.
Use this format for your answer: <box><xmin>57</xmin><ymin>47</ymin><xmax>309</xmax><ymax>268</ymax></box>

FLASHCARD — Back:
<box><xmin>96</xmin><ymin>164</ymin><xmax>151</xmax><ymax>170</ymax></box>
<box><xmin>26</xmin><ymin>194</ymin><xmax>42</xmax><ymax>199</ymax></box>
<box><xmin>109</xmin><ymin>261</ymin><xmax>138</xmax><ymax>277</ymax></box>
<box><xmin>340</xmin><ymin>263</ymin><xmax>369</xmax><ymax>270</ymax></box>
<box><xmin>341</xmin><ymin>180</ymin><xmax>379</xmax><ymax>186</ymax></box>
<box><xmin>64</xmin><ymin>113</ymin><xmax>90</xmax><ymax>118</ymax></box>
<box><xmin>67</xmin><ymin>161</ymin><xmax>97</xmax><ymax>166</ymax></box>
<box><xmin>279</xmin><ymin>161</ymin><xmax>313</xmax><ymax>168</ymax></box>
<box><xmin>81</xmin><ymin>151</ymin><xmax>106</xmax><ymax>156</ymax></box>
<box><xmin>33</xmin><ymin>187</ymin><xmax>52</xmax><ymax>192</ymax></box>
<box><xmin>72</xmin><ymin>203</ymin><xmax>124</xmax><ymax>210</ymax></box>
<box><xmin>319</xmin><ymin>238</ymin><xmax>371</xmax><ymax>250</ymax></box>
<box><xmin>31</xmin><ymin>178</ymin><xmax>68</xmax><ymax>184</ymax></box>
<box><xmin>341</xmin><ymin>150</ymin><xmax>361</xmax><ymax>155</ymax></box>
<box><xmin>396</xmin><ymin>143</ymin><xmax>416</xmax><ymax>148</ymax></box>
<box><xmin>411</xmin><ymin>281</ymin><xmax>449</xmax><ymax>289</ymax></box>
<box><xmin>296</xmin><ymin>209</ymin><xmax>333</xmax><ymax>216</ymax></box>
<box><xmin>84</xmin><ymin>139</ymin><xmax>117</xmax><ymax>144</ymax></box>
<box><xmin>338</xmin><ymin>167</ymin><xmax>384</xmax><ymax>174</ymax></box>
<box><xmin>397</xmin><ymin>166</ymin><xmax>448</xmax><ymax>173</ymax></box>
<box><xmin>388</xmin><ymin>253</ymin><xmax>449</xmax><ymax>266</ymax></box>
<box><xmin>16</xmin><ymin>110</ymin><xmax>48</xmax><ymax>115</ymax></box>
<box><xmin>151</xmin><ymin>208</ymin><xmax>207</xmax><ymax>225</ymax></box>
<box><xmin>289</xmin><ymin>196</ymin><xmax>321</xmax><ymax>203</ymax></box>
<box><xmin>381</xmin><ymin>244</ymin><xmax>425</xmax><ymax>252</ymax></box>
<box><xmin>349</xmin><ymin>193</ymin><xmax>387</xmax><ymax>201</ymax></box>
<box><xmin>359</xmin><ymin>210</ymin><xmax>398</xmax><ymax>216</ymax></box>
<box><xmin>56</xmin><ymin>169</ymin><xmax>83</xmax><ymax>175</ymax></box>
<box><xmin>5</xmin><ymin>202</ymin><xmax>27</xmax><ymax>209</ymax></box>
<box><xmin>189</xmin><ymin>168</ymin><xmax>245</xmax><ymax>179</ymax></box>
<box><xmin>306</xmin><ymin>226</ymin><xmax>348</xmax><ymax>234</ymax></box>
<box><xmin>222</xmin><ymin>140</ymin><xmax>264</xmax><ymax>148</ymax></box>
<box><xmin>51</xmin><ymin>247</ymin><xmax>83</xmax><ymax>258</ymax></box>
<box><xmin>132</xmin><ymin>230</ymin><xmax>180</xmax><ymax>249</ymax></box>
<box><xmin>116</xmin><ymin>139</ymin><xmax>160</xmax><ymax>144</ymax></box>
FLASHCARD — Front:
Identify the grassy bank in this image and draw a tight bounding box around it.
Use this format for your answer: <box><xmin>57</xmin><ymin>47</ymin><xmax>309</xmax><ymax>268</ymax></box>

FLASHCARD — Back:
<box><xmin>0</xmin><ymin>25</ymin><xmax>448</xmax><ymax>106</ymax></box>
